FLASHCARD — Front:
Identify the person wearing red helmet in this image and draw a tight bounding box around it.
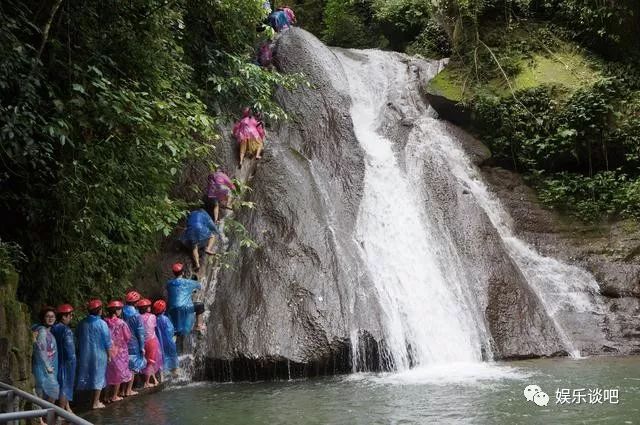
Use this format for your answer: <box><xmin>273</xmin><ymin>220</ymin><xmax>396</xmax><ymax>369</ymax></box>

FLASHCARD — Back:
<box><xmin>51</xmin><ymin>304</ymin><xmax>76</xmax><ymax>413</ymax></box>
<box><xmin>122</xmin><ymin>290</ymin><xmax>146</xmax><ymax>397</ymax></box>
<box><xmin>137</xmin><ymin>298</ymin><xmax>163</xmax><ymax>388</ymax></box>
<box><xmin>153</xmin><ymin>299</ymin><xmax>179</xmax><ymax>373</ymax></box>
<box><xmin>166</xmin><ymin>263</ymin><xmax>203</xmax><ymax>337</ymax></box>
<box><xmin>76</xmin><ymin>299</ymin><xmax>112</xmax><ymax>409</ymax></box>
<box><xmin>105</xmin><ymin>300</ymin><xmax>132</xmax><ymax>403</ymax></box>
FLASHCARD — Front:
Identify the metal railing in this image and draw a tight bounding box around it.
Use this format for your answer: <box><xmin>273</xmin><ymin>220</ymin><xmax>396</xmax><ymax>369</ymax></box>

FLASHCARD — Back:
<box><xmin>0</xmin><ymin>382</ymin><xmax>93</xmax><ymax>425</ymax></box>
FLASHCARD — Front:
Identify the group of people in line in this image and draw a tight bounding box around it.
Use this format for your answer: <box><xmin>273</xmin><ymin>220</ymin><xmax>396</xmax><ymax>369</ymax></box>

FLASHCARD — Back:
<box><xmin>29</xmin><ymin>4</ymin><xmax>297</xmax><ymax>417</ymax></box>
<box><xmin>31</xmin><ymin>263</ymin><xmax>203</xmax><ymax>413</ymax></box>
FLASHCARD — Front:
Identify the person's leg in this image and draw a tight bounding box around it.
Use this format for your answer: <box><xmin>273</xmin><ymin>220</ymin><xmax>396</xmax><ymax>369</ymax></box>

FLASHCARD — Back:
<box><xmin>239</xmin><ymin>140</ymin><xmax>247</xmax><ymax>167</ymax></box>
<box><xmin>204</xmin><ymin>236</ymin><xmax>216</xmax><ymax>255</ymax></box>
<box><xmin>92</xmin><ymin>390</ymin><xmax>105</xmax><ymax>409</ymax></box>
<box><xmin>256</xmin><ymin>143</ymin><xmax>264</xmax><ymax>159</ymax></box>
<box><xmin>125</xmin><ymin>378</ymin><xmax>138</xmax><ymax>396</ymax></box>
<box><xmin>111</xmin><ymin>383</ymin><xmax>123</xmax><ymax>402</ymax></box>
<box><xmin>213</xmin><ymin>203</ymin><xmax>220</xmax><ymax>222</ymax></box>
<box><xmin>57</xmin><ymin>394</ymin><xmax>68</xmax><ymax>411</ymax></box>
<box><xmin>192</xmin><ymin>244</ymin><xmax>200</xmax><ymax>270</ymax></box>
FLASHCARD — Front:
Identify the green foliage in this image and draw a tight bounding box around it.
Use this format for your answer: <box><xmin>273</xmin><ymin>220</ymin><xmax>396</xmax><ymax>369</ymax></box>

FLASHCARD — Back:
<box><xmin>322</xmin><ymin>0</ymin><xmax>379</xmax><ymax>48</ymax></box>
<box><xmin>406</xmin><ymin>20</ymin><xmax>452</xmax><ymax>58</ymax></box>
<box><xmin>534</xmin><ymin>0</ymin><xmax>640</xmax><ymax>60</ymax></box>
<box><xmin>0</xmin><ymin>0</ymin><xmax>297</xmax><ymax>309</ymax></box>
<box><xmin>474</xmin><ymin>78</ymin><xmax>640</xmax><ymax>221</ymax></box>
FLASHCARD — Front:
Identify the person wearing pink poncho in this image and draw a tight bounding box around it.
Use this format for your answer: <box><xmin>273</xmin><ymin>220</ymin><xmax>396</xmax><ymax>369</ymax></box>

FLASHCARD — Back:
<box><xmin>136</xmin><ymin>298</ymin><xmax>163</xmax><ymax>388</ymax></box>
<box><xmin>104</xmin><ymin>300</ymin><xmax>132</xmax><ymax>403</ymax></box>
<box><xmin>233</xmin><ymin>107</ymin><xmax>265</xmax><ymax>167</ymax></box>
<box><xmin>205</xmin><ymin>169</ymin><xmax>236</xmax><ymax>223</ymax></box>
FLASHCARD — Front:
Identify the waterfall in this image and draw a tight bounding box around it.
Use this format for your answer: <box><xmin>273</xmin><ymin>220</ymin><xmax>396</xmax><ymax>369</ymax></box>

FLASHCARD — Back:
<box><xmin>333</xmin><ymin>48</ymin><xmax>602</xmax><ymax>370</ymax></box>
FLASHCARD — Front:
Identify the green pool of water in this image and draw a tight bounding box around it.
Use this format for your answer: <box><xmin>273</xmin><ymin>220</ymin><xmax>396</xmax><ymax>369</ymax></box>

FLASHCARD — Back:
<box><xmin>85</xmin><ymin>356</ymin><xmax>640</xmax><ymax>424</ymax></box>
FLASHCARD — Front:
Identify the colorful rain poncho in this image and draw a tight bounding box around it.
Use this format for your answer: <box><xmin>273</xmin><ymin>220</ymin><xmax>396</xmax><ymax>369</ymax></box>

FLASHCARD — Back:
<box><xmin>156</xmin><ymin>313</ymin><xmax>179</xmax><ymax>370</ymax></box>
<box><xmin>75</xmin><ymin>314</ymin><xmax>112</xmax><ymax>391</ymax></box>
<box><xmin>105</xmin><ymin>316</ymin><xmax>133</xmax><ymax>386</ymax></box>
<box><xmin>206</xmin><ymin>171</ymin><xmax>236</xmax><ymax>204</ymax></box>
<box><xmin>257</xmin><ymin>42</ymin><xmax>273</xmax><ymax>68</ymax></box>
<box><xmin>283</xmin><ymin>7</ymin><xmax>296</xmax><ymax>25</ymax></box>
<box><xmin>166</xmin><ymin>277</ymin><xmax>202</xmax><ymax>336</ymax></box>
<box><xmin>268</xmin><ymin>9</ymin><xmax>290</xmax><ymax>32</ymax></box>
<box><xmin>140</xmin><ymin>313</ymin><xmax>163</xmax><ymax>375</ymax></box>
<box><xmin>180</xmin><ymin>209</ymin><xmax>220</xmax><ymax>248</ymax></box>
<box><xmin>32</xmin><ymin>325</ymin><xmax>59</xmax><ymax>400</ymax></box>
<box><xmin>51</xmin><ymin>322</ymin><xmax>76</xmax><ymax>401</ymax></box>
<box><xmin>123</xmin><ymin>305</ymin><xmax>147</xmax><ymax>373</ymax></box>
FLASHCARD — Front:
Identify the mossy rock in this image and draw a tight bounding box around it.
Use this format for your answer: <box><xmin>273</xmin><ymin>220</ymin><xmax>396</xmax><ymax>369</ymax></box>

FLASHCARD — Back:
<box><xmin>0</xmin><ymin>269</ymin><xmax>33</xmax><ymax>393</ymax></box>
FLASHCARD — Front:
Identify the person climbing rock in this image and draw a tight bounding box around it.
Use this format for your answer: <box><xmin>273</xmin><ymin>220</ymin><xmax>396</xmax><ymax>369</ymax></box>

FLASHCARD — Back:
<box><xmin>105</xmin><ymin>300</ymin><xmax>132</xmax><ymax>403</ymax></box>
<box><xmin>166</xmin><ymin>262</ymin><xmax>204</xmax><ymax>338</ymax></box>
<box><xmin>32</xmin><ymin>306</ymin><xmax>59</xmax><ymax>405</ymax></box>
<box><xmin>51</xmin><ymin>304</ymin><xmax>76</xmax><ymax>413</ymax></box>
<box><xmin>180</xmin><ymin>205</ymin><xmax>220</xmax><ymax>271</ymax></box>
<box><xmin>153</xmin><ymin>299</ymin><xmax>179</xmax><ymax>375</ymax></box>
<box><xmin>205</xmin><ymin>169</ymin><xmax>236</xmax><ymax>223</ymax></box>
<box><xmin>267</xmin><ymin>8</ymin><xmax>290</xmax><ymax>32</ymax></box>
<box><xmin>282</xmin><ymin>6</ymin><xmax>296</xmax><ymax>25</ymax></box>
<box><xmin>257</xmin><ymin>41</ymin><xmax>274</xmax><ymax>69</ymax></box>
<box><xmin>122</xmin><ymin>290</ymin><xmax>146</xmax><ymax>397</ymax></box>
<box><xmin>137</xmin><ymin>298</ymin><xmax>163</xmax><ymax>388</ymax></box>
<box><xmin>76</xmin><ymin>299</ymin><xmax>112</xmax><ymax>409</ymax></box>
<box><xmin>233</xmin><ymin>107</ymin><xmax>265</xmax><ymax>167</ymax></box>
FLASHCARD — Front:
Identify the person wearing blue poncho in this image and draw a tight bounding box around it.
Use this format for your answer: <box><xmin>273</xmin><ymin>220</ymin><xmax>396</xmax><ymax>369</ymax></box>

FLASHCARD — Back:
<box><xmin>76</xmin><ymin>299</ymin><xmax>112</xmax><ymax>409</ymax></box>
<box><xmin>123</xmin><ymin>290</ymin><xmax>146</xmax><ymax>397</ymax></box>
<box><xmin>32</xmin><ymin>306</ymin><xmax>59</xmax><ymax>403</ymax></box>
<box><xmin>51</xmin><ymin>304</ymin><xmax>76</xmax><ymax>413</ymax></box>
<box><xmin>152</xmin><ymin>300</ymin><xmax>179</xmax><ymax>372</ymax></box>
<box><xmin>180</xmin><ymin>207</ymin><xmax>220</xmax><ymax>271</ymax></box>
<box><xmin>166</xmin><ymin>262</ymin><xmax>203</xmax><ymax>337</ymax></box>
<box><xmin>268</xmin><ymin>9</ymin><xmax>290</xmax><ymax>32</ymax></box>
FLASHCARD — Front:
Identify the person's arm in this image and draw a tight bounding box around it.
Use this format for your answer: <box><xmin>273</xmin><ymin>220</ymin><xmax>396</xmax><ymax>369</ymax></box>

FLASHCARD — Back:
<box><xmin>135</xmin><ymin>316</ymin><xmax>146</xmax><ymax>354</ymax></box>
<box><xmin>190</xmin><ymin>280</ymin><xmax>202</xmax><ymax>292</ymax></box>
<box><xmin>101</xmin><ymin>322</ymin><xmax>113</xmax><ymax>361</ymax></box>
<box><xmin>63</xmin><ymin>328</ymin><xmax>76</xmax><ymax>364</ymax></box>
<box><xmin>35</xmin><ymin>328</ymin><xmax>53</xmax><ymax>372</ymax></box>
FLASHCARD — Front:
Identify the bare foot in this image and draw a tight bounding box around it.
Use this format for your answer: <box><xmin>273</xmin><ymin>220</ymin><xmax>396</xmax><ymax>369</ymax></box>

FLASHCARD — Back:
<box><xmin>144</xmin><ymin>382</ymin><xmax>152</xmax><ymax>389</ymax></box>
<box><xmin>92</xmin><ymin>402</ymin><xmax>106</xmax><ymax>409</ymax></box>
<box><xmin>256</xmin><ymin>155</ymin><xmax>262</xmax><ymax>159</ymax></box>
<box><xmin>204</xmin><ymin>249</ymin><xmax>215</xmax><ymax>255</ymax></box>
<box><xmin>125</xmin><ymin>390</ymin><xmax>138</xmax><ymax>396</ymax></box>
<box><xmin>110</xmin><ymin>396</ymin><xmax>123</xmax><ymax>402</ymax></box>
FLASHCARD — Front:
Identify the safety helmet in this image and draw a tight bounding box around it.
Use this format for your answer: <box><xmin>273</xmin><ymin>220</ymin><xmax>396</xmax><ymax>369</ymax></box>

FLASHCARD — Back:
<box><xmin>135</xmin><ymin>298</ymin><xmax>152</xmax><ymax>308</ymax></box>
<box><xmin>107</xmin><ymin>300</ymin><xmax>124</xmax><ymax>309</ymax></box>
<box><xmin>152</xmin><ymin>299</ymin><xmax>167</xmax><ymax>315</ymax></box>
<box><xmin>56</xmin><ymin>304</ymin><xmax>74</xmax><ymax>314</ymax></box>
<box><xmin>87</xmin><ymin>299</ymin><xmax>102</xmax><ymax>310</ymax></box>
<box><xmin>171</xmin><ymin>262</ymin><xmax>184</xmax><ymax>276</ymax></box>
<box><xmin>125</xmin><ymin>290</ymin><xmax>141</xmax><ymax>303</ymax></box>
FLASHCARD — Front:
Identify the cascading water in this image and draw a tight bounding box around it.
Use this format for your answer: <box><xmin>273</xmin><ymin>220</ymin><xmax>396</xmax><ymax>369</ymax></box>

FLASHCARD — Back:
<box><xmin>336</xmin><ymin>50</ymin><xmax>489</xmax><ymax>369</ymax></box>
<box><xmin>333</xmin><ymin>48</ymin><xmax>603</xmax><ymax>370</ymax></box>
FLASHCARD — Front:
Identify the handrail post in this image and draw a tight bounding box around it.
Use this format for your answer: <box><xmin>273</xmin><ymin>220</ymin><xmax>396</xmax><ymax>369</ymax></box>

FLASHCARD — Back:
<box><xmin>47</xmin><ymin>408</ymin><xmax>57</xmax><ymax>424</ymax></box>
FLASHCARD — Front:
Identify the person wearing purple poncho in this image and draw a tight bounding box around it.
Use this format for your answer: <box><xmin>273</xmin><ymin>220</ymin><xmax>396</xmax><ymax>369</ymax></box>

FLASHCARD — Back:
<box><xmin>32</xmin><ymin>306</ymin><xmax>59</xmax><ymax>403</ymax></box>
<box><xmin>76</xmin><ymin>299</ymin><xmax>112</xmax><ymax>409</ymax></box>
<box><xmin>105</xmin><ymin>300</ymin><xmax>132</xmax><ymax>403</ymax></box>
<box><xmin>51</xmin><ymin>304</ymin><xmax>76</xmax><ymax>413</ymax></box>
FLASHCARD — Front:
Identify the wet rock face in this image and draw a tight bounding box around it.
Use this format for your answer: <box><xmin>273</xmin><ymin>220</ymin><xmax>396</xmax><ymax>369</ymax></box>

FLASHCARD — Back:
<box><xmin>482</xmin><ymin>167</ymin><xmax>640</xmax><ymax>355</ymax></box>
<box><xmin>206</xmin><ymin>28</ymin><xmax>384</xmax><ymax>366</ymax></box>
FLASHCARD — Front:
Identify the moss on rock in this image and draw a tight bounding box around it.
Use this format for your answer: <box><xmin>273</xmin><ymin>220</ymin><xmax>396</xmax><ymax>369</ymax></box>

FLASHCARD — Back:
<box><xmin>0</xmin><ymin>269</ymin><xmax>33</xmax><ymax>392</ymax></box>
